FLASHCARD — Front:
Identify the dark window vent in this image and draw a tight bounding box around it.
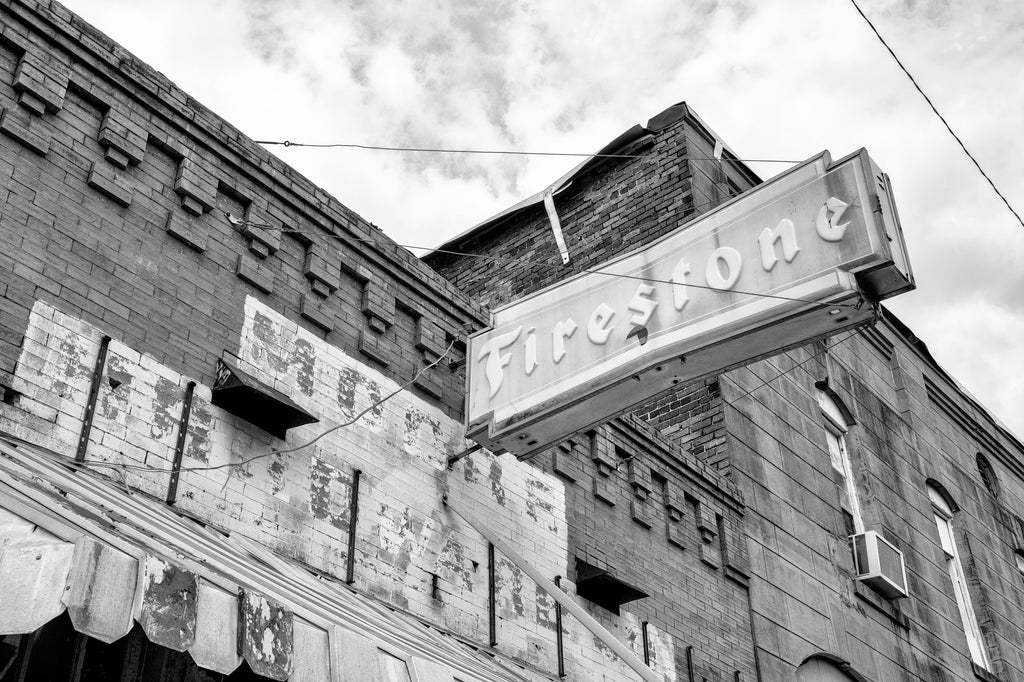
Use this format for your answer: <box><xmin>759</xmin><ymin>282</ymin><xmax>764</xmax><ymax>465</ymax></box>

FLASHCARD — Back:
<box><xmin>574</xmin><ymin>558</ymin><xmax>648</xmax><ymax>615</ymax></box>
<box><xmin>211</xmin><ymin>354</ymin><xmax>318</xmax><ymax>440</ymax></box>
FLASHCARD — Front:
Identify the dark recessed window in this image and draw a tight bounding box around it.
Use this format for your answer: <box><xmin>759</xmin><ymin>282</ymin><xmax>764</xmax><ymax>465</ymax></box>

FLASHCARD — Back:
<box><xmin>976</xmin><ymin>453</ymin><xmax>1000</xmax><ymax>498</ymax></box>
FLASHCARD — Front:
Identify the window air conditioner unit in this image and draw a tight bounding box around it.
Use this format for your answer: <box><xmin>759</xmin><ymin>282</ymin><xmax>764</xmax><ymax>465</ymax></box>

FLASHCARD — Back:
<box><xmin>851</xmin><ymin>530</ymin><xmax>908</xmax><ymax>599</ymax></box>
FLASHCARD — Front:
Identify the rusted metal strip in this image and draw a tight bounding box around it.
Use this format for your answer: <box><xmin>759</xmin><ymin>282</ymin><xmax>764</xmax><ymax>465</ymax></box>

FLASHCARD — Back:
<box><xmin>75</xmin><ymin>335</ymin><xmax>110</xmax><ymax>462</ymax></box>
<box><xmin>445</xmin><ymin>495</ymin><xmax>661</xmax><ymax>682</ymax></box>
<box><xmin>555</xmin><ymin>576</ymin><xmax>565</xmax><ymax>678</ymax></box>
<box><xmin>487</xmin><ymin>541</ymin><xmax>497</xmax><ymax>647</ymax></box>
<box><xmin>345</xmin><ymin>468</ymin><xmax>361</xmax><ymax>585</ymax></box>
<box><xmin>166</xmin><ymin>381</ymin><xmax>196</xmax><ymax>504</ymax></box>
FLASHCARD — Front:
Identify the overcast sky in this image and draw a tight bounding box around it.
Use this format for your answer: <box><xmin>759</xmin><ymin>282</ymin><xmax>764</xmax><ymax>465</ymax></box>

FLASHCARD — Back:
<box><xmin>60</xmin><ymin>0</ymin><xmax>1024</xmax><ymax>440</ymax></box>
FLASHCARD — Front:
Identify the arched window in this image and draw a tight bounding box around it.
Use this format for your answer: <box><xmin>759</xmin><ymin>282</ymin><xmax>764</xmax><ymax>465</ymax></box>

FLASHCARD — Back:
<box><xmin>817</xmin><ymin>389</ymin><xmax>862</xmax><ymax>535</ymax></box>
<box><xmin>928</xmin><ymin>483</ymin><xmax>990</xmax><ymax>671</ymax></box>
<box><xmin>976</xmin><ymin>453</ymin><xmax>1000</xmax><ymax>498</ymax></box>
<box><xmin>795</xmin><ymin>656</ymin><xmax>862</xmax><ymax>681</ymax></box>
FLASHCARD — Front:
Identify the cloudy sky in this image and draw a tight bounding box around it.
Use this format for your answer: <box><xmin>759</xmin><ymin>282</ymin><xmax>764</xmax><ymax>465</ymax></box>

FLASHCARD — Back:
<box><xmin>60</xmin><ymin>0</ymin><xmax>1024</xmax><ymax>439</ymax></box>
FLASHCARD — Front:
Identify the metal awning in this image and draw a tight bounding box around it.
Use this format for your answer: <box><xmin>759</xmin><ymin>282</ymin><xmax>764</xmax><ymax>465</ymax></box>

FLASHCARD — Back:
<box><xmin>0</xmin><ymin>436</ymin><xmax>541</xmax><ymax>682</ymax></box>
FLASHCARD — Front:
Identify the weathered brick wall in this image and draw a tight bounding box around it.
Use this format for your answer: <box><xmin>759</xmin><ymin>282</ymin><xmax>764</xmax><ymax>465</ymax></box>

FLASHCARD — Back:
<box><xmin>721</xmin><ymin>318</ymin><xmax>1024</xmax><ymax>681</ymax></box>
<box><xmin>426</xmin><ymin>105</ymin><xmax>763</xmax><ymax>680</ymax></box>
<box><xmin>530</xmin><ymin>415</ymin><xmax>757</xmax><ymax>680</ymax></box>
<box><xmin>0</xmin><ymin>1</ymin><xmax>718</xmax><ymax>679</ymax></box>
<box><xmin>0</xmin><ymin>0</ymin><xmax>478</xmax><ymax>420</ymax></box>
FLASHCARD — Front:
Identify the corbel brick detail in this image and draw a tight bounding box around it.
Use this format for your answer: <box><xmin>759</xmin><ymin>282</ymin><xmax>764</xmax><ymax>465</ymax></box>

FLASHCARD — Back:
<box><xmin>592</xmin><ymin>474</ymin><xmax>616</xmax><ymax>507</ymax></box>
<box><xmin>663</xmin><ymin>480</ymin><xmax>685</xmax><ymax>521</ymax></box>
<box><xmin>694</xmin><ymin>498</ymin><xmax>718</xmax><ymax>542</ymax></box>
<box><xmin>236</xmin><ymin>254</ymin><xmax>274</xmax><ymax>294</ymax></box>
<box><xmin>626</xmin><ymin>457</ymin><xmax>652</xmax><ymax>500</ymax></box>
<box><xmin>303</xmin><ymin>246</ymin><xmax>339</xmax><ymax>298</ymax></box>
<box><xmin>87</xmin><ymin>162</ymin><xmax>133</xmax><ymax>207</ymax></box>
<box><xmin>299</xmin><ymin>294</ymin><xmax>333</xmax><ymax>332</ymax></box>
<box><xmin>238</xmin><ymin>201</ymin><xmax>281</xmax><ymax>258</ymax></box>
<box><xmin>343</xmin><ymin>263</ymin><xmax>395</xmax><ymax>334</ymax></box>
<box><xmin>630</xmin><ymin>499</ymin><xmax>654</xmax><ymax>529</ymax></box>
<box><xmin>165</xmin><ymin>210</ymin><xmax>207</xmax><ymax>252</ymax></box>
<box><xmin>174</xmin><ymin>157</ymin><xmax>217</xmax><ymax>215</ymax></box>
<box><xmin>358</xmin><ymin>329</ymin><xmax>397</xmax><ymax>368</ymax></box>
<box><xmin>0</xmin><ymin>107</ymin><xmax>51</xmax><ymax>155</ymax></box>
<box><xmin>412</xmin><ymin>366</ymin><xmax>443</xmax><ymax>399</ymax></box>
<box><xmin>551</xmin><ymin>440</ymin><xmax>582</xmax><ymax>483</ymax></box>
<box><xmin>414</xmin><ymin>315</ymin><xmax>446</xmax><ymax>362</ymax></box>
<box><xmin>719</xmin><ymin>515</ymin><xmax>750</xmax><ymax>584</ymax></box>
<box><xmin>589</xmin><ymin>428</ymin><xmax>616</xmax><ymax>474</ymax></box>
<box><xmin>98</xmin><ymin>107</ymin><xmax>147</xmax><ymax>168</ymax></box>
<box><xmin>13</xmin><ymin>50</ymin><xmax>70</xmax><ymax>116</ymax></box>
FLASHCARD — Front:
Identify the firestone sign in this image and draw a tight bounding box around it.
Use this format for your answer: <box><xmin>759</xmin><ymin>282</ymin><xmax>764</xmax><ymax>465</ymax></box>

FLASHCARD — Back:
<box><xmin>466</xmin><ymin>149</ymin><xmax>913</xmax><ymax>458</ymax></box>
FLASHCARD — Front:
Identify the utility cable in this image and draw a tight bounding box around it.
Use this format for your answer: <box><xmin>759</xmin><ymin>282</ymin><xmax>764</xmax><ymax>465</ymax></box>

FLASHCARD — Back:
<box><xmin>848</xmin><ymin>0</ymin><xmax>1024</xmax><ymax>229</ymax></box>
<box><xmin>723</xmin><ymin>328</ymin><xmax>859</xmax><ymax>408</ymax></box>
<box><xmin>227</xmin><ymin>211</ymin><xmax>863</xmax><ymax>309</ymax></box>
<box><xmin>253</xmin><ymin>139</ymin><xmax>801</xmax><ymax>164</ymax></box>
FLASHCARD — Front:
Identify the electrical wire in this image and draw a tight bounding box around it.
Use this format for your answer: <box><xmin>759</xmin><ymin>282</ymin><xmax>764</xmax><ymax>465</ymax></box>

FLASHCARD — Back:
<box><xmin>723</xmin><ymin>328</ymin><xmax>859</xmax><ymax>408</ymax></box>
<box><xmin>253</xmin><ymin>139</ymin><xmax>801</xmax><ymax>164</ymax></box>
<box><xmin>65</xmin><ymin>340</ymin><xmax>456</xmax><ymax>479</ymax></box>
<box><xmin>848</xmin><ymin>0</ymin><xmax>1024</xmax><ymax>230</ymax></box>
<box><xmin>226</xmin><ymin>209</ymin><xmax>863</xmax><ymax>310</ymax></box>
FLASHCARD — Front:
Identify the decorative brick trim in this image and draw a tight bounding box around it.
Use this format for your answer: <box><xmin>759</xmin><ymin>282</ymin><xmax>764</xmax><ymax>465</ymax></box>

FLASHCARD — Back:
<box><xmin>593</xmin><ymin>474</ymin><xmax>616</xmax><ymax>507</ymax></box>
<box><xmin>299</xmin><ymin>294</ymin><xmax>333</xmax><ymax>332</ymax></box>
<box><xmin>236</xmin><ymin>254</ymin><xmax>274</xmax><ymax>294</ymax></box>
<box><xmin>98</xmin><ymin>107</ymin><xmax>146</xmax><ymax>167</ymax></box>
<box><xmin>666</xmin><ymin>521</ymin><xmax>686</xmax><ymax>550</ymax></box>
<box><xmin>87</xmin><ymin>162</ymin><xmax>133</xmax><ymax>207</ymax></box>
<box><xmin>551</xmin><ymin>442</ymin><xmax>580</xmax><ymax>483</ymax></box>
<box><xmin>414</xmin><ymin>315</ymin><xmax>446</xmax><ymax>361</ymax></box>
<box><xmin>174</xmin><ymin>157</ymin><xmax>216</xmax><ymax>215</ymax></box>
<box><xmin>358</xmin><ymin>329</ymin><xmax>396</xmax><ymax>367</ymax></box>
<box><xmin>13</xmin><ymin>50</ymin><xmax>69</xmax><ymax>115</ymax></box>
<box><xmin>164</xmin><ymin>211</ymin><xmax>207</xmax><ymax>252</ymax></box>
<box><xmin>413</xmin><ymin>367</ymin><xmax>443</xmax><ymax>399</ymax></box>
<box><xmin>0</xmin><ymin>107</ymin><xmax>50</xmax><ymax>155</ymax></box>
<box><xmin>630</xmin><ymin>499</ymin><xmax>654</xmax><ymax>529</ymax></box>
<box><xmin>303</xmin><ymin>247</ymin><xmax>339</xmax><ymax>296</ymax></box>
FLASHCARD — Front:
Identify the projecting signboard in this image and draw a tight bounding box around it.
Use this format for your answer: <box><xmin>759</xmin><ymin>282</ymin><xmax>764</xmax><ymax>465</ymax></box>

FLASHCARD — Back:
<box><xmin>466</xmin><ymin>149</ymin><xmax>914</xmax><ymax>459</ymax></box>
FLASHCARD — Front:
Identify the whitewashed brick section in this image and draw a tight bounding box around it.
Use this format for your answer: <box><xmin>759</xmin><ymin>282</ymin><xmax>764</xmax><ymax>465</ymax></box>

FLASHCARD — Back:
<box><xmin>3</xmin><ymin>298</ymin><xmax>672</xmax><ymax>680</ymax></box>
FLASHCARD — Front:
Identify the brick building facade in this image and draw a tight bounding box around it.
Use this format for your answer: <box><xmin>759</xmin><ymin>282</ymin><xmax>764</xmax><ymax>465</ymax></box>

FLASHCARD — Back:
<box><xmin>0</xmin><ymin>1</ymin><xmax>1022</xmax><ymax>682</ymax></box>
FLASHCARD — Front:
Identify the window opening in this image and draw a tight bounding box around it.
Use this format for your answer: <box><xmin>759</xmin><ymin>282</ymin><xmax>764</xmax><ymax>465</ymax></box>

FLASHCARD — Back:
<box><xmin>928</xmin><ymin>484</ymin><xmax>990</xmax><ymax>671</ymax></box>
<box><xmin>818</xmin><ymin>389</ymin><xmax>863</xmax><ymax>535</ymax></box>
<box><xmin>975</xmin><ymin>453</ymin><xmax>1000</xmax><ymax>498</ymax></box>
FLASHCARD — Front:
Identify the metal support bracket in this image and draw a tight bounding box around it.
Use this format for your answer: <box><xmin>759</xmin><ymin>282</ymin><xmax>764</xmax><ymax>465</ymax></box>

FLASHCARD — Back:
<box><xmin>543</xmin><ymin>188</ymin><xmax>571</xmax><ymax>265</ymax></box>
<box><xmin>75</xmin><ymin>336</ymin><xmax>111</xmax><ymax>463</ymax></box>
<box><xmin>443</xmin><ymin>491</ymin><xmax>662</xmax><ymax>682</ymax></box>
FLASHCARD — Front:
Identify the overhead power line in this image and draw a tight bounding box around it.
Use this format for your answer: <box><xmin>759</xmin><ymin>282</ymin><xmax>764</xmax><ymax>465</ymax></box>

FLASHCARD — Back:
<box><xmin>848</xmin><ymin>0</ymin><xmax>1024</xmax><ymax>230</ymax></box>
<box><xmin>254</xmin><ymin>139</ymin><xmax>801</xmax><ymax>164</ymax></box>
<box><xmin>226</xmin><ymin>211</ymin><xmax>863</xmax><ymax>310</ymax></box>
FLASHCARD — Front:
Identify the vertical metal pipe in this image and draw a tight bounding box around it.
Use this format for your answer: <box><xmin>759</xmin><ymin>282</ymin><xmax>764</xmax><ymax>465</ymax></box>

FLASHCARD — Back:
<box><xmin>345</xmin><ymin>469</ymin><xmax>362</xmax><ymax>585</ymax></box>
<box><xmin>75</xmin><ymin>336</ymin><xmax>111</xmax><ymax>463</ymax></box>
<box><xmin>166</xmin><ymin>381</ymin><xmax>196</xmax><ymax>504</ymax></box>
<box><xmin>686</xmin><ymin>645</ymin><xmax>695</xmax><ymax>682</ymax></box>
<box><xmin>488</xmin><ymin>542</ymin><xmax>497</xmax><ymax>647</ymax></box>
<box><xmin>641</xmin><ymin>621</ymin><xmax>650</xmax><ymax>666</ymax></box>
<box><xmin>554</xmin><ymin>576</ymin><xmax>565</xmax><ymax>678</ymax></box>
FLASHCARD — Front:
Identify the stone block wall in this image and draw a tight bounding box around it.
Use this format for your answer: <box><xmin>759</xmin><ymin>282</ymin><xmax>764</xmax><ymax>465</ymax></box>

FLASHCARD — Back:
<box><xmin>721</xmin><ymin>318</ymin><xmax>1024</xmax><ymax>682</ymax></box>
